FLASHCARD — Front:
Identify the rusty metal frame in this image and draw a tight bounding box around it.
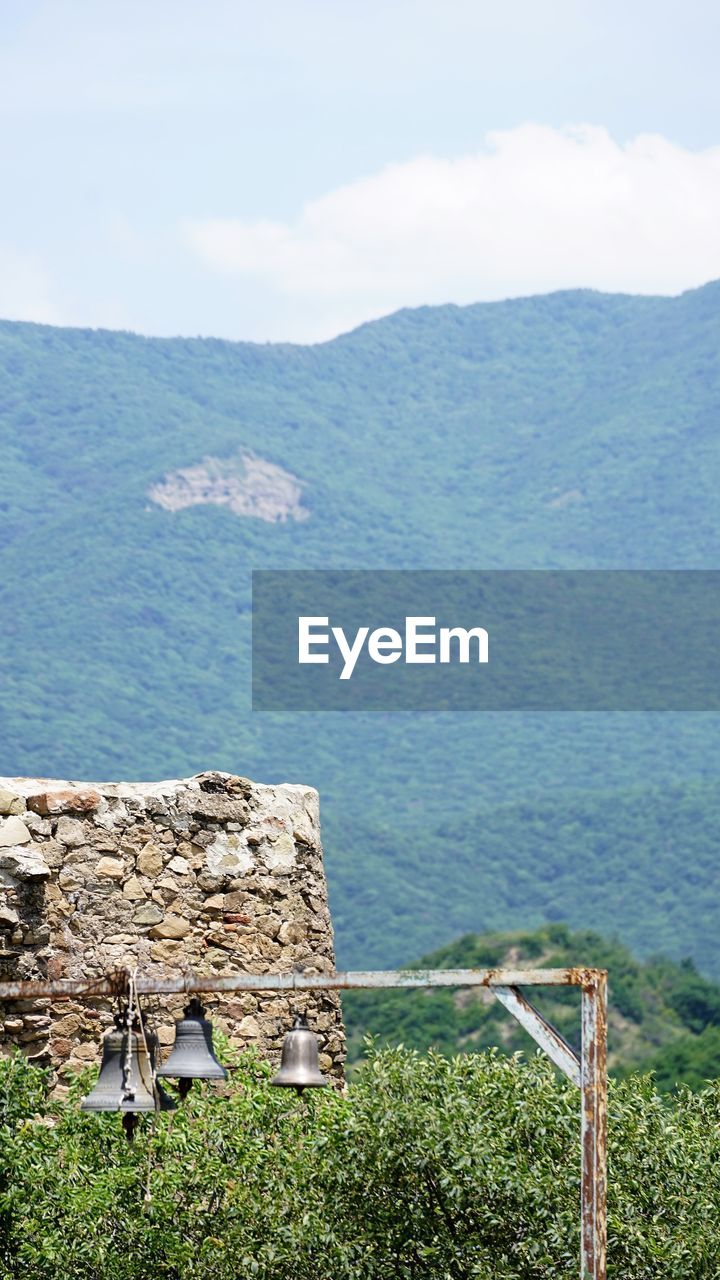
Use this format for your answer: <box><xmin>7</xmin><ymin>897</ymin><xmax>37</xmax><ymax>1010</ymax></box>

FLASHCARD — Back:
<box><xmin>0</xmin><ymin>964</ymin><xmax>607</xmax><ymax>1279</ymax></box>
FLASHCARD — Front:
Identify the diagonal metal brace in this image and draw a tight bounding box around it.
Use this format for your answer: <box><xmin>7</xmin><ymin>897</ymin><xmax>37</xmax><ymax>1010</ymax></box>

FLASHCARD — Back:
<box><xmin>492</xmin><ymin>984</ymin><xmax>582</xmax><ymax>1087</ymax></box>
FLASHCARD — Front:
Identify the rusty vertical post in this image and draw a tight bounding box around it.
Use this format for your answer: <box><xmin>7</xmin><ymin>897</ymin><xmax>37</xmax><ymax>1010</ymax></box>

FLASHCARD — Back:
<box><xmin>580</xmin><ymin>972</ymin><xmax>607</xmax><ymax>1279</ymax></box>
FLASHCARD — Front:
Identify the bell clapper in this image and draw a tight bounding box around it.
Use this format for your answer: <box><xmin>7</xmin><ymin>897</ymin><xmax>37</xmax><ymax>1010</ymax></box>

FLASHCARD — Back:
<box><xmin>122</xmin><ymin>1112</ymin><xmax>138</xmax><ymax>1144</ymax></box>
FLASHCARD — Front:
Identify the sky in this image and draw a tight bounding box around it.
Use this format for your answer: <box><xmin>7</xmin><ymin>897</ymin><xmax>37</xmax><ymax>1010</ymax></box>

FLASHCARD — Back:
<box><xmin>1</xmin><ymin>0</ymin><xmax>720</xmax><ymax>342</ymax></box>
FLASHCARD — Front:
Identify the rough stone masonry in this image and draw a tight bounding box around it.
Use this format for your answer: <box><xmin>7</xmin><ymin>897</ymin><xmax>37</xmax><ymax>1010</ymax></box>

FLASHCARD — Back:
<box><xmin>0</xmin><ymin>771</ymin><xmax>345</xmax><ymax>1083</ymax></box>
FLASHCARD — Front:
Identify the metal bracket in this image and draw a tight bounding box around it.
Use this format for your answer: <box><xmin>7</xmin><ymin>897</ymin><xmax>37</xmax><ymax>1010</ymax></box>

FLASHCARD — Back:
<box><xmin>492</xmin><ymin>984</ymin><xmax>582</xmax><ymax>1086</ymax></box>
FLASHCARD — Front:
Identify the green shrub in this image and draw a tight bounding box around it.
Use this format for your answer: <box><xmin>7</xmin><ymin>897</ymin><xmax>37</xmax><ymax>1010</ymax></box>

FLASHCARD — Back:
<box><xmin>0</xmin><ymin>1046</ymin><xmax>719</xmax><ymax>1278</ymax></box>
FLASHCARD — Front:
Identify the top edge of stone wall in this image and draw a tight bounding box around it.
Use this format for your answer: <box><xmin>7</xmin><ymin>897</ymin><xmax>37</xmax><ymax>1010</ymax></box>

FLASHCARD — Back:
<box><xmin>0</xmin><ymin>771</ymin><xmax>317</xmax><ymax>806</ymax></box>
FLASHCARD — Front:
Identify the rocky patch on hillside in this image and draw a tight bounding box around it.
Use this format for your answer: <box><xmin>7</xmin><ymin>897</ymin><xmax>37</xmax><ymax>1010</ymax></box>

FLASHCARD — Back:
<box><xmin>149</xmin><ymin>452</ymin><xmax>309</xmax><ymax>523</ymax></box>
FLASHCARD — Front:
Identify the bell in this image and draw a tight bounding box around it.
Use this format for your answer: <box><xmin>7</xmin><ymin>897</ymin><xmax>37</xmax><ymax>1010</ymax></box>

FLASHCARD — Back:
<box><xmin>270</xmin><ymin>1014</ymin><xmax>329</xmax><ymax>1094</ymax></box>
<box><xmin>81</xmin><ymin>1016</ymin><xmax>176</xmax><ymax>1115</ymax></box>
<box><xmin>157</xmin><ymin>998</ymin><xmax>227</xmax><ymax>1097</ymax></box>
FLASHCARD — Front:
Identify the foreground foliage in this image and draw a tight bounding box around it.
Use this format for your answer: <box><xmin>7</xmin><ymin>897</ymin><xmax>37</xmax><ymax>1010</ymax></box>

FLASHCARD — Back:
<box><xmin>0</xmin><ymin>1046</ymin><xmax>719</xmax><ymax>1278</ymax></box>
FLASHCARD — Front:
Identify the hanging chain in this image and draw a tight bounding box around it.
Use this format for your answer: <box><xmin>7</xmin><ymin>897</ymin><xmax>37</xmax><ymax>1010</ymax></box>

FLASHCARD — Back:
<box><xmin>120</xmin><ymin>967</ymin><xmax>137</xmax><ymax>1103</ymax></box>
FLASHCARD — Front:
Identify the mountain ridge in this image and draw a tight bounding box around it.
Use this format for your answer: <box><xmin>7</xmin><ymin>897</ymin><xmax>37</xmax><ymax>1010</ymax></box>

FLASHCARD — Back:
<box><xmin>4</xmin><ymin>277</ymin><xmax>718</xmax><ymax>350</ymax></box>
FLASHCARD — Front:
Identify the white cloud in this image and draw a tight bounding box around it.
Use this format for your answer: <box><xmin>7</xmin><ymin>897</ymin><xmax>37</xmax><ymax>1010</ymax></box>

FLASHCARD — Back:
<box><xmin>183</xmin><ymin>124</ymin><xmax>720</xmax><ymax>341</ymax></box>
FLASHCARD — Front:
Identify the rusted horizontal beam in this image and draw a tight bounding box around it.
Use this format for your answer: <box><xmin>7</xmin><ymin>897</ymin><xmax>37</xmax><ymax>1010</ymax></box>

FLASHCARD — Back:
<box><xmin>0</xmin><ymin>965</ymin><xmax>606</xmax><ymax>1003</ymax></box>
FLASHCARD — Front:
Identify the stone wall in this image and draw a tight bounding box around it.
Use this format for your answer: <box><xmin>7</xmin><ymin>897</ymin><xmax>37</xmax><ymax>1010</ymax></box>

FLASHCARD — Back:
<box><xmin>0</xmin><ymin>772</ymin><xmax>344</xmax><ymax>1082</ymax></box>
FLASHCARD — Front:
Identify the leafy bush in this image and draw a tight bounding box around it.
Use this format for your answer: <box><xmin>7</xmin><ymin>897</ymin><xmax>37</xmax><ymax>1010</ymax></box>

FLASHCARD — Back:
<box><xmin>0</xmin><ymin>1046</ymin><xmax>719</xmax><ymax>1278</ymax></box>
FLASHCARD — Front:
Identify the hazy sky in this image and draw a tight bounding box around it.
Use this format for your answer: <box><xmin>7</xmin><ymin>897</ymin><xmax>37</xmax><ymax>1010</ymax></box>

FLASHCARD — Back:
<box><xmin>1</xmin><ymin>0</ymin><xmax>719</xmax><ymax>341</ymax></box>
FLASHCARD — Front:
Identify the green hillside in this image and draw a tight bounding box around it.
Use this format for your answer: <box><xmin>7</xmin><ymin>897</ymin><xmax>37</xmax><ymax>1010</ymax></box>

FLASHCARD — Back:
<box><xmin>2</xmin><ymin>285</ymin><xmax>720</xmax><ymax>969</ymax></box>
<box><xmin>343</xmin><ymin>924</ymin><xmax>720</xmax><ymax>1092</ymax></box>
<box><xmin>335</xmin><ymin>777</ymin><xmax>720</xmax><ymax>974</ymax></box>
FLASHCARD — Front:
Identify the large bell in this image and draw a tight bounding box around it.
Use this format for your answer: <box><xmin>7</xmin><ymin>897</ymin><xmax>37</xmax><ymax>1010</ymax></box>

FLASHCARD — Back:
<box><xmin>81</xmin><ymin>1016</ymin><xmax>176</xmax><ymax>1115</ymax></box>
<box><xmin>157</xmin><ymin>998</ymin><xmax>227</xmax><ymax>1097</ymax></box>
<box><xmin>270</xmin><ymin>1014</ymin><xmax>329</xmax><ymax>1094</ymax></box>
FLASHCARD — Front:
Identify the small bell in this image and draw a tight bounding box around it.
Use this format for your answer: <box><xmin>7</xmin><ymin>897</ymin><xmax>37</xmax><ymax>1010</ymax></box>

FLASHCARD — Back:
<box><xmin>270</xmin><ymin>1013</ymin><xmax>329</xmax><ymax>1095</ymax></box>
<box><xmin>81</xmin><ymin>1016</ymin><xmax>176</xmax><ymax>1118</ymax></box>
<box><xmin>157</xmin><ymin>997</ymin><xmax>227</xmax><ymax>1098</ymax></box>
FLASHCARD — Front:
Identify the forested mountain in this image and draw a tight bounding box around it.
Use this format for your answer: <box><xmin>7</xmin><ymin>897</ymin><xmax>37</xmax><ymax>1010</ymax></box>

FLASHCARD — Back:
<box><xmin>343</xmin><ymin>924</ymin><xmax>720</xmax><ymax>1092</ymax></box>
<box><xmin>1</xmin><ymin>284</ymin><xmax>720</xmax><ymax>969</ymax></box>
